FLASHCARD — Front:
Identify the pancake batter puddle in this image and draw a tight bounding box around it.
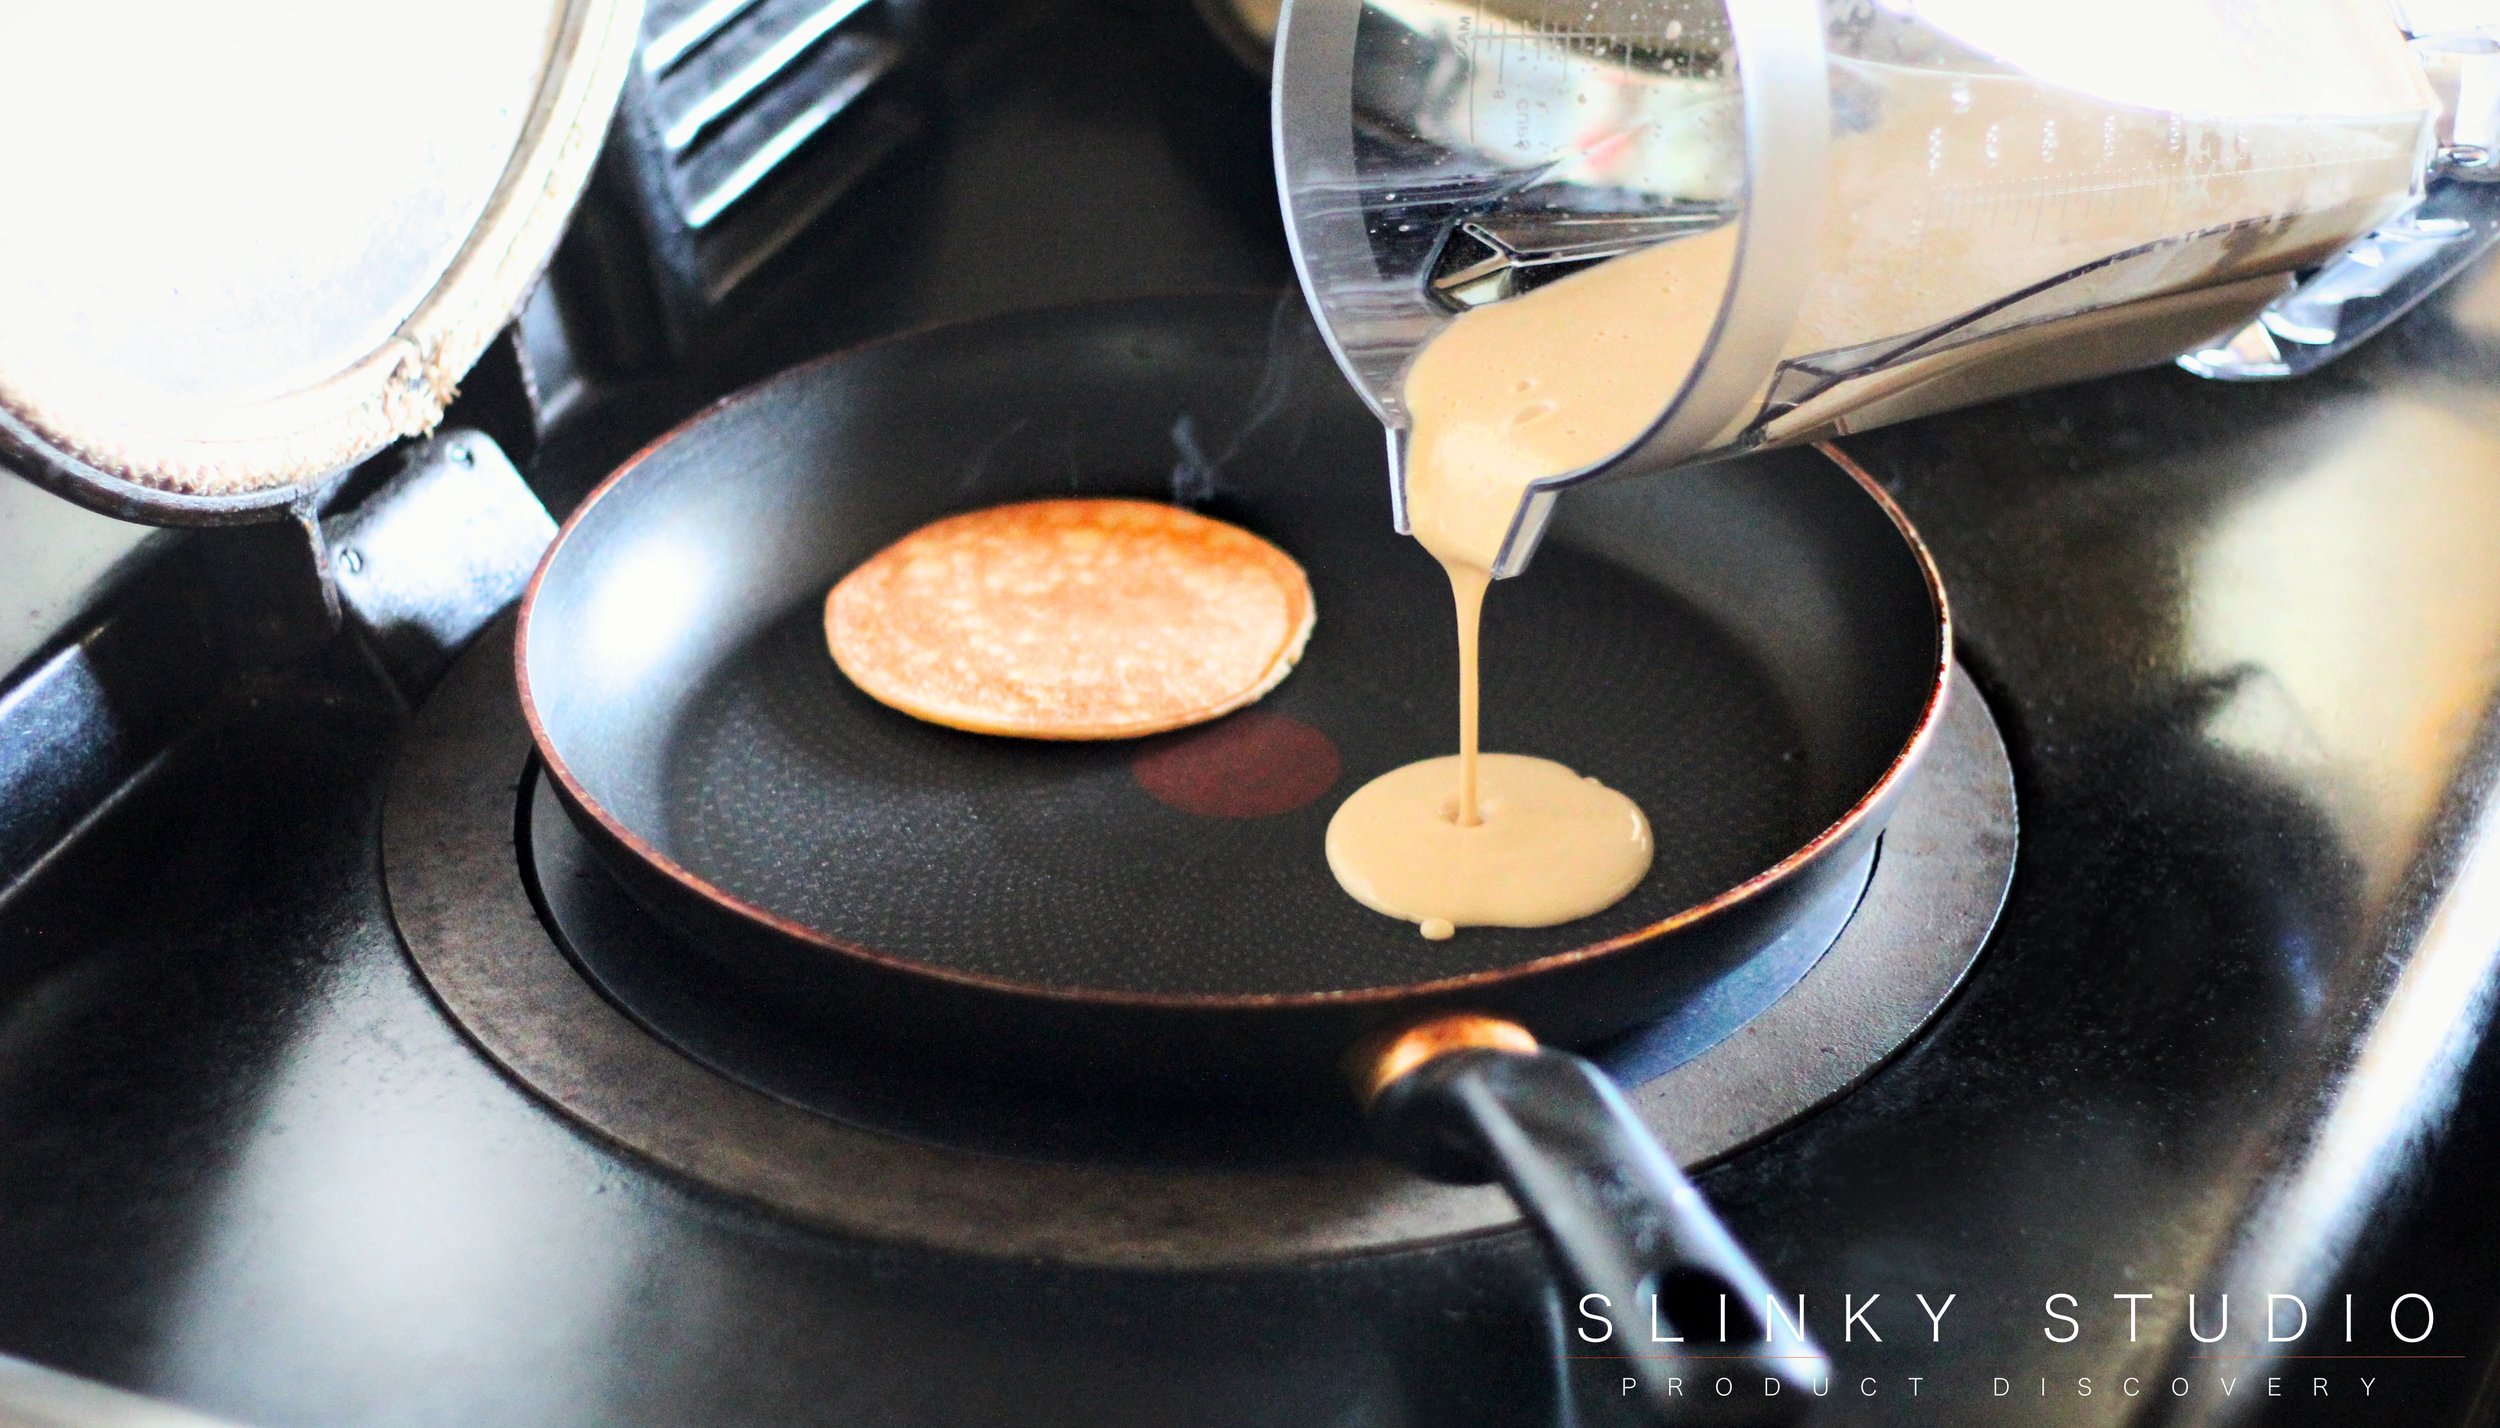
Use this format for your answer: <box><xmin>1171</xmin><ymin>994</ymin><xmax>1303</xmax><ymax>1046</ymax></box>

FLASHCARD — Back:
<box><xmin>1327</xmin><ymin>754</ymin><xmax>1651</xmax><ymax>941</ymax></box>
<box><xmin>1327</xmin><ymin>226</ymin><xmax>1737</xmax><ymax>936</ymax></box>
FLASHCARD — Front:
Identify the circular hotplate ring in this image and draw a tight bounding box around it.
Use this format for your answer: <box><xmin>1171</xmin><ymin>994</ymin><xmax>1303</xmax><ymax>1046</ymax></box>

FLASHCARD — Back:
<box><xmin>384</xmin><ymin>617</ymin><xmax>2014</xmax><ymax>1268</ymax></box>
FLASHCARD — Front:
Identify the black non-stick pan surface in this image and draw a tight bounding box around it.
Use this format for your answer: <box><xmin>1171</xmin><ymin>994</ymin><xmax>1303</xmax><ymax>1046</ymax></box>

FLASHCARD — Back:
<box><xmin>519</xmin><ymin>294</ymin><xmax>1947</xmax><ymax>1101</ymax></box>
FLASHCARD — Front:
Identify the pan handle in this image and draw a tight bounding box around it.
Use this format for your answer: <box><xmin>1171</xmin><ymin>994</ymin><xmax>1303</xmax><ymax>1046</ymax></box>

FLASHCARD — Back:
<box><xmin>1358</xmin><ymin>1017</ymin><xmax>1825</xmax><ymax>1426</ymax></box>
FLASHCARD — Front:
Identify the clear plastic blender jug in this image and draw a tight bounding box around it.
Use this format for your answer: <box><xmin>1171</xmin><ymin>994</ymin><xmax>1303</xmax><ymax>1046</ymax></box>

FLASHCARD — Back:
<box><xmin>1277</xmin><ymin>0</ymin><xmax>2473</xmax><ymax>574</ymax></box>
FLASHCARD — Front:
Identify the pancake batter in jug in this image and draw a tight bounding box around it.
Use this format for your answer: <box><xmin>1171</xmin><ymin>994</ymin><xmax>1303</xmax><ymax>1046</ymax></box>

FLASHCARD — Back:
<box><xmin>1326</xmin><ymin>224</ymin><xmax>1740</xmax><ymax>938</ymax></box>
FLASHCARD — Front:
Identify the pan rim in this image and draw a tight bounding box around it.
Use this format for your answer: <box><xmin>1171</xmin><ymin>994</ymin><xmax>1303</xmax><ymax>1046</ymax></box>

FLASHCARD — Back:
<box><xmin>515</xmin><ymin>296</ymin><xmax>1954</xmax><ymax>1012</ymax></box>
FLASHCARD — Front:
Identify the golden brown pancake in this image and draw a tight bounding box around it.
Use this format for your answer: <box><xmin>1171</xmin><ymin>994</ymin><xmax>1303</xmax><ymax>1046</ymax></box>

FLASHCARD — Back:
<box><xmin>826</xmin><ymin>497</ymin><xmax>1315</xmax><ymax>739</ymax></box>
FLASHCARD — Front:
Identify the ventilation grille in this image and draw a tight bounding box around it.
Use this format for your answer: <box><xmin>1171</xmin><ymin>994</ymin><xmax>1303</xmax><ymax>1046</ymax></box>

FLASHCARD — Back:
<box><xmin>636</xmin><ymin>0</ymin><xmax>920</xmax><ymax>303</ymax></box>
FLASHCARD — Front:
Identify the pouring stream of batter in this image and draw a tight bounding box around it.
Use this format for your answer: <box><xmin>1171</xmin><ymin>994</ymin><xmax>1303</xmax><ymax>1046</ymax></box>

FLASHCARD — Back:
<box><xmin>1326</xmin><ymin>224</ymin><xmax>1740</xmax><ymax>937</ymax></box>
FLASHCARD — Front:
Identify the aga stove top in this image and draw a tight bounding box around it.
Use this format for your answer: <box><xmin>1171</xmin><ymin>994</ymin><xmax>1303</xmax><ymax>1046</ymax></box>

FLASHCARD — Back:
<box><xmin>5</xmin><ymin>3</ymin><xmax>2500</xmax><ymax>1425</ymax></box>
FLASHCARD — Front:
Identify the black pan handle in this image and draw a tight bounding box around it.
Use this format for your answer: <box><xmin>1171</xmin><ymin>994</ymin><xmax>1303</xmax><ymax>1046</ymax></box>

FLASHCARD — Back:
<box><xmin>1358</xmin><ymin>1017</ymin><xmax>1826</xmax><ymax>1426</ymax></box>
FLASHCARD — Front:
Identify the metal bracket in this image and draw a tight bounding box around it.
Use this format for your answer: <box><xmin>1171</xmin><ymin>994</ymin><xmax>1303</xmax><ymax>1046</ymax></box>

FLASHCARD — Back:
<box><xmin>1424</xmin><ymin>211</ymin><xmax>1727</xmax><ymax>312</ymax></box>
<box><xmin>321</xmin><ymin>430</ymin><xmax>557</xmax><ymax>700</ymax></box>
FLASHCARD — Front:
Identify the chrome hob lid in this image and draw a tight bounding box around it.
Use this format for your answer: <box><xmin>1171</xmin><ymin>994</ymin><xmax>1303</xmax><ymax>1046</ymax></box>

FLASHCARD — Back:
<box><xmin>0</xmin><ymin>0</ymin><xmax>641</xmax><ymax>524</ymax></box>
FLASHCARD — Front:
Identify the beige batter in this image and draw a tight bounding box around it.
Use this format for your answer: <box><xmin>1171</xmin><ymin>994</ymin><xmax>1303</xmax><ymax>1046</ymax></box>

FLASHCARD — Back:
<box><xmin>1325</xmin><ymin>755</ymin><xmax>1654</xmax><ymax>941</ymax></box>
<box><xmin>1326</xmin><ymin>225</ymin><xmax>1739</xmax><ymax>937</ymax></box>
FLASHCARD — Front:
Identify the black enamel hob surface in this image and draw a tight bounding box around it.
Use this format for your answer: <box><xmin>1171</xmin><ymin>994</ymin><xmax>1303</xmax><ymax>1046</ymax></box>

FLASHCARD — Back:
<box><xmin>6</xmin><ymin>4</ymin><xmax>2500</xmax><ymax>1425</ymax></box>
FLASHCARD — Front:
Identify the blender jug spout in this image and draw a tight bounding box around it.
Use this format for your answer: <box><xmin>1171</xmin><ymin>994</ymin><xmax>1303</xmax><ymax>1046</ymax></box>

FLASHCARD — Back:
<box><xmin>1275</xmin><ymin>0</ymin><xmax>1829</xmax><ymax>578</ymax></box>
<box><xmin>1381</xmin><ymin>427</ymin><xmax>1556</xmax><ymax>583</ymax></box>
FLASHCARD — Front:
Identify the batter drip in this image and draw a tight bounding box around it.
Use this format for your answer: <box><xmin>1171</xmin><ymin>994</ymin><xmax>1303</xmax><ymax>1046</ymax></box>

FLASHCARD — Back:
<box><xmin>1327</xmin><ymin>225</ymin><xmax>1740</xmax><ymax>936</ymax></box>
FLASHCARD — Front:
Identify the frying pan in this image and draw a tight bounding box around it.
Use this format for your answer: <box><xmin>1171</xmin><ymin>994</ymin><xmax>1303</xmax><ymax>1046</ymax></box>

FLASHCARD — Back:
<box><xmin>518</xmin><ymin>295</ymin><xmax>1948</xmax><ymax>1424</ymax></box>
